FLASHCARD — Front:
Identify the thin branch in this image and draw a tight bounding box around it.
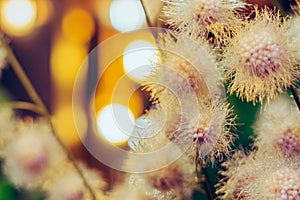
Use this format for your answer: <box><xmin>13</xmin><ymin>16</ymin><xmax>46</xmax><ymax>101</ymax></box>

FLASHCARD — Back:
<box><xmin>7</xmin><ymin>101</ymin><xmax>44</xmax><ymax>114</ymax></box>
<box><xmin>0</xmin><ymin>35</ymin><xmax>97</xmax><ymax>200</ymax></box>
<box><xmin>195</xmin><ymin>148</ymin><xmax>214</xmax><ymax>200</ymax></box>
<box><xmin>290</xmin><ymin>85</ymin><xmax>300</xmax><ymax>111</ymax></box>
<box><xmin>1</xmin><ymin>35</ymin><xmax>48</xmax><ymax>116</ymax></box>
<box><xmin>202</xmin><ymin>167</ymin><xmax>215</xmax><ymax>200</ymax></box>
<box><xmin>140</xmin><ymin>0</ymin><xmax>153</xmax><ymax>27</ymax></box>
<box><xmin>195</xmin><ymin>150</ymin><xmax>202</xmax><ymax>180</ymax></box>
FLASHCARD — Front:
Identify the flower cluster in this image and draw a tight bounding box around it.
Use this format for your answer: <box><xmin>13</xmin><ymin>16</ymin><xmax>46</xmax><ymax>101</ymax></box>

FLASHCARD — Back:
<box><xmin>162</xmin><ymin>0</ymin><xmax>247</xmax><ymax>42</ymax></box>
<box><xmin>217</xmin><ymin>96</ymin><xmax>300</xmax><ymax>199</ymax></box>
<box><xmin>143</xmin><ymin>31</ymin><xmax>235</xmax><ymax>164</ymax></box>
<box><xmin>218</xmin><ymin>149</ymin><xmax>300</xmax><ymax>200</ymax></box>
<box><xmin>0</xmin><ymin>1</ymin><xmax>299</xmax><ymax>200</ymax></box>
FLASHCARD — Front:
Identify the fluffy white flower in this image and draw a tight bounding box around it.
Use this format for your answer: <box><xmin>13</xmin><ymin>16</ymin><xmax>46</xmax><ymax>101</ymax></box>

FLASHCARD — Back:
<box><xmin>46</xmin><ymin>164</ymin><xmax>107</xmax><ymax>200</ymax></box>
<box><xmin>255</xmin><ymin>95</ymin><xmax>300</xmax><ymax>157</ymax></box>
<box><xmin>162</xmin><ymin>0</ymin><xmax>246</xmax><ymax>42</ymax></box>
<box><xmin>217</xmin><ymin>150</ymin><xmax>300</xmax><ymax>200</ymax></box>
<box><xmin>2</xmin><ymin>121</ymin><xmax>65</xmax><ymax>188</ymax></box>
<box><xmin>0</xmin><ymin>106</ymin><xmax>15</xmax><ymax>155</ymax></box>
<box><xmin>122</xmin><ymin>155</ymin><xmax>195</xmax><ymax>200</ymax></box>
<box><xmin>245</xmin><ymin>152</ymin><xmax>300</xmax><ymax>200</ymax></box>
<box><xmin>143</xmin><ymin>32</ymin><xmax>234</xmax><ymax>164</ymax></box>
<box><xmin>223</xmin><ymin>8</ymin><xmax>299</xmax><ymax>104</ymax></box>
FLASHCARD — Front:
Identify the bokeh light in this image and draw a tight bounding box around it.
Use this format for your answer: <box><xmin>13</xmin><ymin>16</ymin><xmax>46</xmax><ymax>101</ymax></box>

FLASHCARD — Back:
<box><xmin>35</xmin><ymin>0</ymin><xmax>53</xmax><ymax>27</ymax></box>
<box><xmin>51</xmin><ymin>36</ymin><xmax>87</xmax><ymax>89</ymax></box>
<box><xmin>62</xmin><ymin>7</ymin><xmax>95</xmax><ymax>43</ymax></box>
<box><xmin>109</xmin><ymin>0</ymin><xmax>146</xmax><ymax>32</ymax></box>
<box><xmin>97</xmin><ymin>104</ymin><xmax>135</xmax><ymax>143</ymax></box>
<box><xmin>0</xmin><ymin>0</ymin><xmax>37</xmax><ymax>36</ymax></box>
<box><xmin>123</xmin><ymin>40</ymin><xmax>158</xmax><ymax>81</ymax></box>
<box><xmin>53</xmin><ymin>104</ymin><xmax>82</xmax><ymax>147</ymax></box>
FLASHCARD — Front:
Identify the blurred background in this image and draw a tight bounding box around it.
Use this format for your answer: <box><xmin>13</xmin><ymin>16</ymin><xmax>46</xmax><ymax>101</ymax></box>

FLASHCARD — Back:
<box><xmin>0</xmin><ymin>0</ymin><xmax>296</xmax><ymax>199</ymax></box>
<box><xmin>0</xmin><ymin>1</ymin><xmax>166</xmax><ymax>198</ymax></box>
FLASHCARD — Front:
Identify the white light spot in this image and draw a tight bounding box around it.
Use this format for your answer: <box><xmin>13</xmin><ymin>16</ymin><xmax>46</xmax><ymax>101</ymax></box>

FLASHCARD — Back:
<box><xmin>123</xmin><ymin>40</ymin><xmax>158</xmax><ymax>81</ymax></box>
<box><xmin>2</xmin><ymin>0</ymin><xmax>36</xmax><ymax>28</ymax></box>
<box><xmin>109</xmin><ymin>0</ymin><xmax>145</xmax><ymax>32</ymax></box>
<box><xmin>97</xmin><ymin>104</ymin><xmax>135</xmax><ymax>143</ymax></box>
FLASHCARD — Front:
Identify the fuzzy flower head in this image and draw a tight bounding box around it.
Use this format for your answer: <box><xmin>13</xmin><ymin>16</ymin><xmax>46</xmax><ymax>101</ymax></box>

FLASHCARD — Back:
<box><xmin>144</xmin><ymin>31</ymin><xmax>224</xmax><ymax>128</ymax></box>
<box><xmin>168</xmin><ymin>96</ymin><xmax>235</xmax><ymax>164</ymax></box>
<box><xmin>245</xmin><ymin>152</ymin><xmax>300</xmax><ymax>200</ymax></box>
<box><xmin>2</xmin><ymin>121</ymin><xmax>64</xmax><ymax>188</ymax></box>
<box><xmin>144</xmin><ymin>32</ymin><xmax>216</xmax><ymax>109</ymax></box>
<box><xmin>255</xmin><ymin>95</ymin><xmax>300</xmax><ymax>157</ymax></box>
<box><xmin>287</xmin><ymin>14</ymin><xmax>300</xmax><ymax>65</ymax></box>
<box><xmin>0</xmin><ymin>106</ymin><xmax>15</xmax><ymax>155</ymax></box>
<box><xmin>125</xmin><ymin>155</ymin><xmax>195</xmax><ymax>200</ymax></box>
<box><xmin>216</xmin><ymin>150</ymin><xmax>256</xmax><ymax>200</ymax></box>
<box><xmin>144</xmin><ymin>32</ymin><xmax>234</xmax><ymax>164</ymax></box>
<box><xmin>162</xmin><ymin>0</ymin><xmax>246</xmax><ymax>41</ymax></box>
<box><xmin>224</xmin><ymin>8</ymin><xmax>299</xmax><ymax>104</ymax></box>
<box><xmin>47</xmin><ymin>164</ymin><xmax>107</xmax><ymax>200</ymax></box>
<box><xmin>263</xmin><ymin>168</ymin><xmax>300</xmax><ymax>200</ymax></box>
<box><xmin>48</xmin><ymin>172</ymin><xmax>85</xmax><ymax>200</ymax></box>
<box><xmin>125</xmin><ymin>130</ymin><xmax>195</xmax><ymax>199</ymax></box>
<box><xmin>218</xmin><ymin>150</ymin><xmax>300</xmax><ymax>200</ymax></box>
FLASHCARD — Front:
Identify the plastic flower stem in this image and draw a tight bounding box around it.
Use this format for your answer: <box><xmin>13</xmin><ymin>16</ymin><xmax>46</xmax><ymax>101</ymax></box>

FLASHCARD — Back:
<box><xmin>0</xmin><ymin>35</ymin><xmax>97</xmax><ymax>200</ymax></box>
<box><xmin>290</xmin><ymin>85</ymin><xmax>300</xmax><ymax>111</ymax></box>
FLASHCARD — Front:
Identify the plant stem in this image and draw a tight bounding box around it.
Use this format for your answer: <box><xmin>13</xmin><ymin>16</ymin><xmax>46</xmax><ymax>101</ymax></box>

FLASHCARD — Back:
<box><xmin>195</xmin><ymin>148</ymin><xmax>214</xmax><ymax>200</ymax></box>
<box><xmin>48</xmin><ymin>122</ymin><xmax>97</xmax><ymax>200</ymax></box>
<box><xmin>290</xmin><ymin>85</ymin><xmax>300</xmax><ymax>111</ymax></box>
<box><xmin>1</xmin><ymin>37</ymin><xmax>48</xmax><ymax>116</ymax></box>
<box><xmin>0</xmin><ymin>35</ymin><xmax>97</xmax><ymax>200</ymax></box>
<box><xmin>140</xmin><ymin>0</ymin><xmax>153</xmax><ymax>27</ymax></box>
<box><xmin>8</xmin><ymin>101</ymin><xmax>44</xmax><ymax>114</ymax></box>
<box><xmin>195</xmin><ymin>150</ymin><xmax>202</xmax><ymax>180</ymax></box>
<box><xmin>202</xmin><ymin>167</ymin><xmax>214</xmax><ymax>200</ymax></box>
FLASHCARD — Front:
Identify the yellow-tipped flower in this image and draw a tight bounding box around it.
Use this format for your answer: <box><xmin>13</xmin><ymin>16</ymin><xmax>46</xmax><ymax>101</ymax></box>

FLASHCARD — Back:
<box><xmin>162</xmin><ymin>0</ymin><xmax>246</xmax><ymax>41</ymax></box>
<box><xmin>223</xmin><ymin>8</ymin><xmax>299</xmax><ymax>104</ymax></box>
<box><xmin>217</xmin><ymin>150</ymin><xmax>300</xmax><ymax>200</ymax></box>
<box><xmin>143</xmin><ymin>32</ymin><xmax>235</xmax><ymax>164</ymax></box>
<box><xmin>216</xmin><ymin>150</ymin><xmax>256</xmax><ymax>200</ymax></box>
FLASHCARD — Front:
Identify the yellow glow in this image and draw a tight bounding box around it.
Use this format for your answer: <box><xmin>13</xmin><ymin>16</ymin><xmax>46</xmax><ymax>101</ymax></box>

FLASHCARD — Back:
<box><xmin>51</xmin><ymin>36</ymin><xmax>87</xmax><ymax>90</ymax></box>
<box><xmin>52</xmin><ymin>104</ymin><xmax>82</xmax><ymax>147</ymax></box>
<box><xmin>62</xmin><ymin>7</ymin><xmax>95</xmax><ymax>44</ymax></box>
<box><xmin>1</xmin><ymin>0</ymin><xmax>36</xmax><ymax>35</ymax></box>
<box><xmin>97</xmin><ymin>104</ymin><xmax>135</xmax><ymax>143</ymax></box>
<box><xmin>35</xmin><ymin>0</ymin><xmax>53</xmax><ymax>26</ymax></box>
<box><xmin>123</xmin><ymin>40</ymin><xmax>158</xmax><ymax>81</ymax></box>
<box><xmin>109</xmin><ymin>0</ymin><xmax>145</xmax><ymax>32</ymax></box>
